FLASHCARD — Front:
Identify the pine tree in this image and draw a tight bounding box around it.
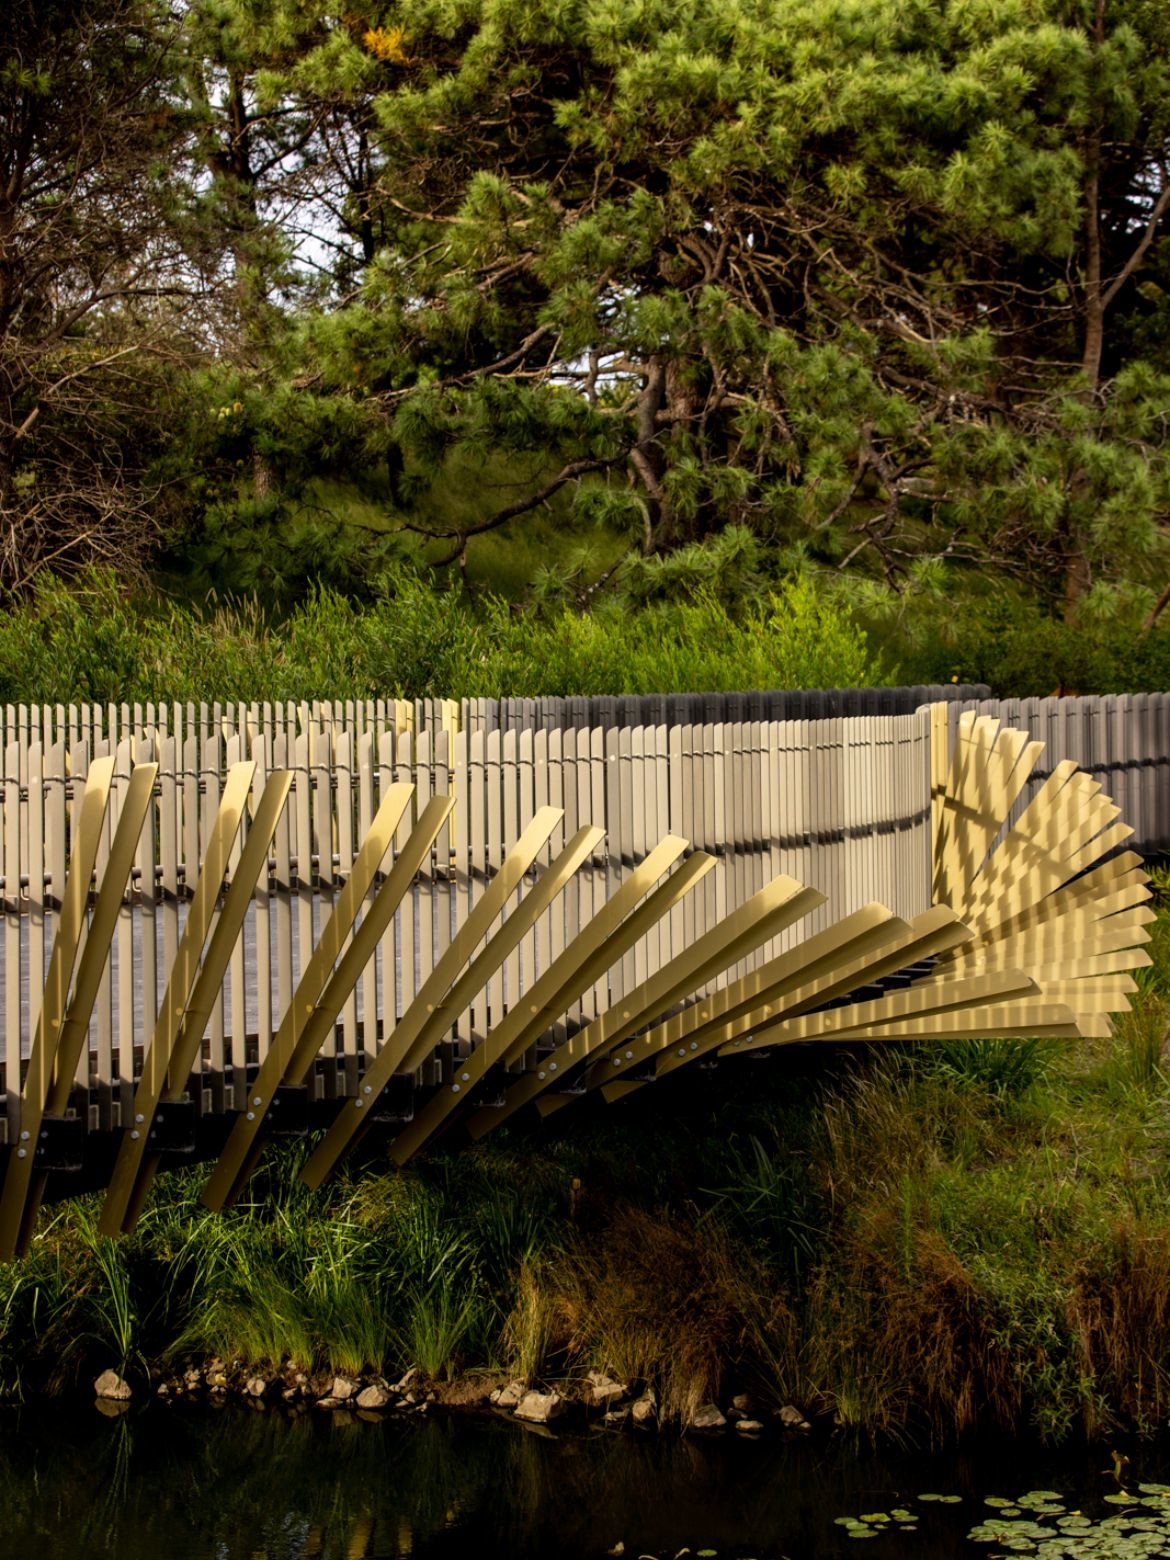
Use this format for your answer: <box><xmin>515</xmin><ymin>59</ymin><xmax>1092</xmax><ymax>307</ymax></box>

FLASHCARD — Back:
<box><xmin>253</xmin><ymin>0</ymin><xmax>1170</xmax><ymax>608</ymax></box>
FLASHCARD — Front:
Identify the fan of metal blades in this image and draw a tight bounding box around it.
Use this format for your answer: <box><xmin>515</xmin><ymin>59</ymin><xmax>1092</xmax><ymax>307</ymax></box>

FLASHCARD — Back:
<box><xmin>0</xmin><ymin>712</ymin><xmax>1152</xmax><ymax>1262</ymax></box>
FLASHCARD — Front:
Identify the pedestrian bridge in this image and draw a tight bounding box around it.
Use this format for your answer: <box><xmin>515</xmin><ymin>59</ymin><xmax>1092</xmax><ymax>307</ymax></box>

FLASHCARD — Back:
<box><xmin>0</xmin><ymin>692</ymin><xmax>1154</xmax><ymax>1260</ymax></box>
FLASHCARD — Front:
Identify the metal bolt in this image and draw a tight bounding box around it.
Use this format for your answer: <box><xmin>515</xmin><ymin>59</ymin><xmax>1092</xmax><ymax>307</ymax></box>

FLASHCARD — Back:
<box><xmin>549</xmin><ymin>1062</ymin><xmax>557</xmax><ymax>1072</ymax></box>
<box><xmin>245</xmin><ymin>1112</ymin><xmax>255</xmax><ymax>1122</ymax></box>
<box><xmin>354</xmin><ymin>1099</ymin><xmax>363</xmax><ymax>1109</ymax></box>
<box><xmin>451</xmin><ymin>1083</ymin><xmax>460</xmax><ymax>1093</ymax></box>
<box><xmin>363</xmin><ymin>1084</ymin><xmax>372</xmax><ymax>1095</ymax></box>
<box><xmin>135</xmin><ymin>1113</ymin><xmax>145</xmax><ymax>1124</ymax></box>
<box><xmin>461</xmin><ymin>1072</ymin><xmax>470</xmax><ymax>1082</ymax></box>
<box><xmin>130</xmin><ymin>1130</ymin><xmax>140</xmax><ymax>1141</ymax></box>
<box><xmin>252</xmin><ymin>1096</ymin><xmax>262</xmax><ymax>1106</ymax></box>
<box><xmin>16</xmin><ymin>1148</ymin><xmax>26</xmax><ymax>1159</ymax></box>
<box><xmin>19</xmin><ymin>1130</ymin><xmax>29</xmax><ymax>1141</ymax></box>
<box><xmin>538</xmin><ymin>1071</ymin><xmax>545</xmax><ymax>1080</ymax></box>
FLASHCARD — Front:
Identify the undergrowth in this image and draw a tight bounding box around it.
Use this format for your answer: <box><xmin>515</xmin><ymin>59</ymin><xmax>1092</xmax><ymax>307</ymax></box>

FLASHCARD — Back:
<box><xmin>0</xmin><ymin>567</ymin><xmax>878</xmax><ymax>706</ymax></box>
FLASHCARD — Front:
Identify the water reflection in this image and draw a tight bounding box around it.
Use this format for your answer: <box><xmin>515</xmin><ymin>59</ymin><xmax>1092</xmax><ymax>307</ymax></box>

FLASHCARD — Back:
<box><xmin>2</xmin><ymin>1399</ymin><xmax>1169</xmax><ymax>1560</ymax></box>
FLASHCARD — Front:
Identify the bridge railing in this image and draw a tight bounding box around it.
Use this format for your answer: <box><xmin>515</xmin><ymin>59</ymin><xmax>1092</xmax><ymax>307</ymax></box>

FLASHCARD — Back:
<box><xmin>0</xmin><ymin>705</ymin><xmax>936</xmax><ymax>1147</ymax></box>
<box><xmin>943</xmin><ymin>694</ymin><xmax>1170</xmax><ymax>857</ymax></box>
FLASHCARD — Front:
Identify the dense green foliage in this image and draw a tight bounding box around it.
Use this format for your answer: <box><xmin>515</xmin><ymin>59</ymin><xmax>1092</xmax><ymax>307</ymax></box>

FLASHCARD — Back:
<box><xmin>0</xmin><ymin>567</ymin><xmax>877</xmax><ymax>705</ymax></box>
<box><xmin>3</xmin><ymin>888</ymin><xmax>1170</xmax><ymax>1443</ymax></box>
<box><xmin>6</xmin><ymin>0</ymin><xmax>1170</xmax><ymax>657</ymax></box>
<box><xmin>6</xmin><ymin>558</ymin><xmax>1170</xmax><ymax>702</ymax></box>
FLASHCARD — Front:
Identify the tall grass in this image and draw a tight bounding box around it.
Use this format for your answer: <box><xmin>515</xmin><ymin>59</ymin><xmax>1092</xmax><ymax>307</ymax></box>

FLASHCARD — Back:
<box><xmin>0</xmin><ymin>567</ymin><xmax>878</xmax><ymax>706</ymax></box>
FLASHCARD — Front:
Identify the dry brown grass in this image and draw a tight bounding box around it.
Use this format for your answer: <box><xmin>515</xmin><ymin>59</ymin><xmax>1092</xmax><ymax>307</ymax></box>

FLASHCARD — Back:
<box><xmin>1068</xmin><ymin>1218</ymin><xmax>1170</xmax><ymax>1436</ymax></box>
<box><xmin>540</xmin><ymin>1205</ymin><xmax>795</xmax><ymax>1423</ymax></box>
<box><xmin>802</xmin><ymin>1215</ymin><xmax>1026</xmax><ymax>1443</ymax></box>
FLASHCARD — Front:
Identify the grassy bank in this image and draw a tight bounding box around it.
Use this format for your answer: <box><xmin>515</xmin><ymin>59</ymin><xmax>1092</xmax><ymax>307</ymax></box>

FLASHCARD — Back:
<box><xmin>3</xmin><ymin>890</ymin><xmax>1169</xmax><ymax>1446</ymax></box>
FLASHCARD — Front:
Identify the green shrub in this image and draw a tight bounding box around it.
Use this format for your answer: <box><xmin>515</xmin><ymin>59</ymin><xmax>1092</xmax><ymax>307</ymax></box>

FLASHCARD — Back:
<box><xmin>0</xmin><ymin>566</ymin><xmax>878</xmax><ymax>705</ymax></box>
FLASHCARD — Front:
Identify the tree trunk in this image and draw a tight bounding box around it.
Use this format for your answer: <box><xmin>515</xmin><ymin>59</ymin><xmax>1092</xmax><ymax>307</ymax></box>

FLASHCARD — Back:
<box><xmin>629</xmin><ymin>354</ymin><xmax>666</xmax><ymax>551</ymax></box>
<box><xmin>1066</xmin><ymin>3</ymin><xmax>1108</xmax><ymax>616</ymax></box>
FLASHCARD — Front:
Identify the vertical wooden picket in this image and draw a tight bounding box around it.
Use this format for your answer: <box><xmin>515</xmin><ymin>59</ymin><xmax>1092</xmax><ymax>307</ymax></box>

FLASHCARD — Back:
<box><xmin>3</xmin><ymin>740</ymin><xmax>22</xmax><ymax>1146</ymax></box>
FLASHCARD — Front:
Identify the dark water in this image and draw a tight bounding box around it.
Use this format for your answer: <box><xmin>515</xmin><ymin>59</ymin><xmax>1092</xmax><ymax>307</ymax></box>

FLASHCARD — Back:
<box><xmin>2</xmin><ymin>1400</ymin><xmax>1168</xmax><ymax>1560</ymax></box>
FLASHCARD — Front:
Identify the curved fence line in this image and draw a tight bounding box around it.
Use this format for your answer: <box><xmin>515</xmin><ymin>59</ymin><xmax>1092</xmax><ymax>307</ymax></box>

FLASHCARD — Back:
<box><xmin>0</xmin><ymin>699</ymin><xmax>1153</xmax><ymax>1256</ymax></box>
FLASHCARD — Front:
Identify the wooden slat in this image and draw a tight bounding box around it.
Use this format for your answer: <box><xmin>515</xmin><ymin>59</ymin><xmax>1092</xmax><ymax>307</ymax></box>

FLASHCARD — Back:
<box><xmin>0</xmin><ymin>758</ymin><xmax>144</xmax><ymax>1260</ymax></box>
<box><xmin>98</xmin><ymin>762</ymin><xmax>257</xmax><ymax>1234</ymax></box>
<box><xmin>201</xmin><ymin>782</ymin><xmax>417</xmax><ymax>1210</ymax></box>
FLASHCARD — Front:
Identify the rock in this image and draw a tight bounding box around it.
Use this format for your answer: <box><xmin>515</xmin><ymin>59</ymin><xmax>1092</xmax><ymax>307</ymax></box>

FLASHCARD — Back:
<box><xmin>735</xmin><ymin>1419</ymin><xmax>765</xmax><ymax>1434</ymax></box>
<box><xmin>314</xmin><ymin>1395</ymin><xmax>342</xmax><ymax>1410</ymax></box>
<box><xmin>630</xmin><ymin>1392</ymin><xmax>657</xmax><ymax>1427</ymax></box>
<box><xmin>394</xmin><ymin>1366</ymin><xmax>419</xmax><ymax>1393</ymax></box>
<box><xmin>587</xmin><ymin>1370</ymin><xmax>627</xmax><ymax>1408</ymax></box>
<box><xmin>94</xmin><ymin>1397</ymin><xmax>130</xmax><ymax>1418</ymax></box>
<box><xmin>155</xmin><ymin>1382</ymin><xmax>170</xmax><ymax>1398</ymax></box>
<box><xmin>513</xmin><ymin>1390</ymin><xmax>566</xmax><ymax>1425</ymax></box>
<box><xmin>689</xmin><ymin>1403</ymin><xmax>727</xmax><ymax>1432</ymax></box>
<box><xmin>183</xmin><ymin>1368</ymin><xmax>203</xmax><ymax>1390</ymax></box>
<box><xmin>208</xmin><ymin>1371</ymin><xmax>228</xmax><ymax>1391</ymax></box>
<box><xmin>94</xmin><ymin>1370</ymin><xmax>132</xmax><ymax>1401</ymax></box>
<box><xmin>729</xmin><ymin>1392</ymin><xmax>754</xmax><ymax>1418</ymax></box>
<box><xmin>492</xmin><ymin>1379</ymin><xmax>527</xmax><ymax>1410</ymax></box>
<box><xmin>603</xmin><ymin>1406</ymin><xmax>630</xmax><ymax>1428</ymax></box>
<box><xmin>356</xmin><ymin>1385</ymin><xmax>392</xmax><ymax>1410</ymax></box>
<box><xmin>403</xmin><ymin>1390</ymin><xmax>419</xmax><ymax>1405</ymax></box>
<box><xmin>329</xmin><ymin>1376</ymin><xmax>357</xmax><ymax>1401</ymax></box>
<box><xmin>245</xmin><ymin>1377</ymin><xmax>268</xmax><ymax>1398</ymax></box>
<box><xmin>777</xmin><ymin>1403</ymin><xmax>811</xmax><ymax>1430</ymax></box>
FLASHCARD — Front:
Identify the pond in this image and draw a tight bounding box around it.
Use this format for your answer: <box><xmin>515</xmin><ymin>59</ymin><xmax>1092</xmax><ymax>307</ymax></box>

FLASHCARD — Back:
<box><xmin>1</xmin><ymin>1400</ymin><xmax>1167</xmax><ymax>1559</ymax></box>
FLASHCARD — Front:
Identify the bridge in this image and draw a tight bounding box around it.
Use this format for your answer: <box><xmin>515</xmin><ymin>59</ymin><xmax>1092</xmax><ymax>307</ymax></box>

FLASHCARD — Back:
<box><xmin>0</xmin><ymin>689</ymin><xmax>1157</xmax><ymax>1261</ymax></box>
